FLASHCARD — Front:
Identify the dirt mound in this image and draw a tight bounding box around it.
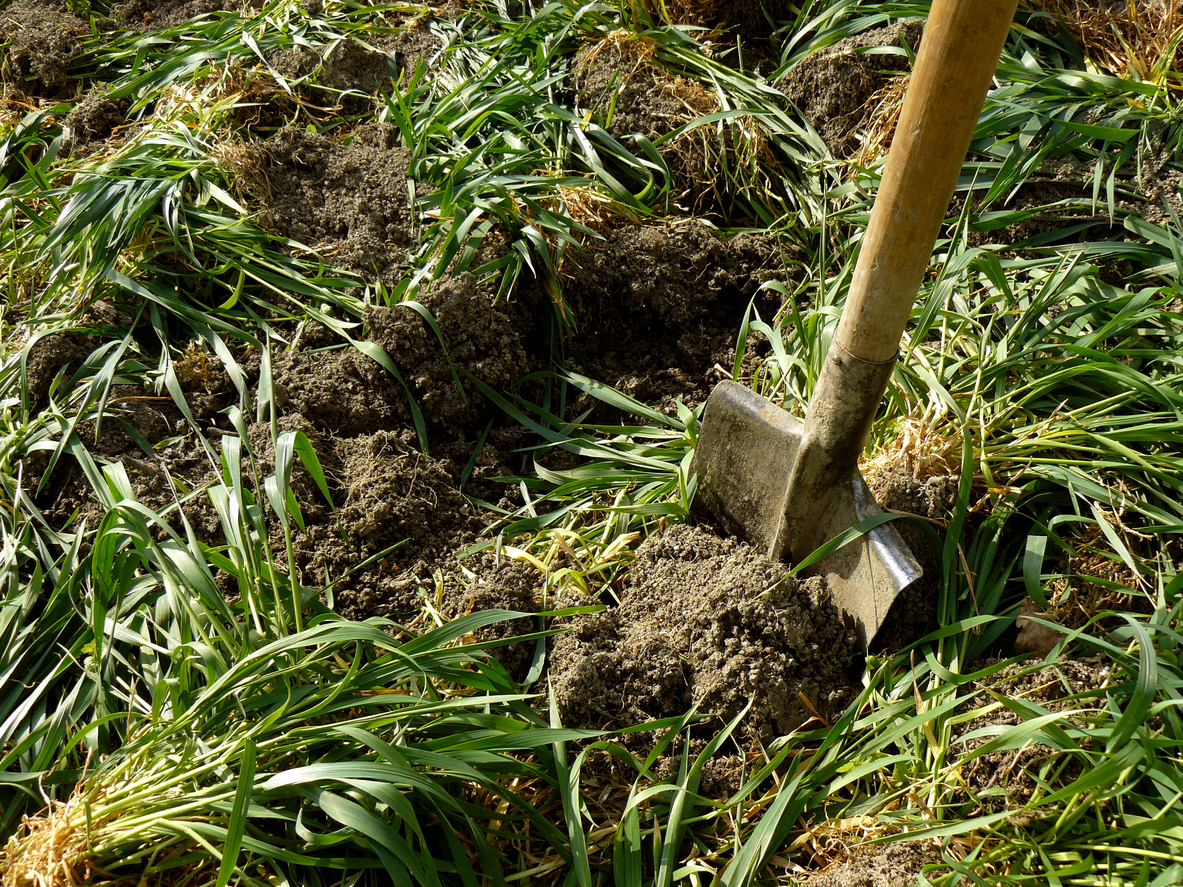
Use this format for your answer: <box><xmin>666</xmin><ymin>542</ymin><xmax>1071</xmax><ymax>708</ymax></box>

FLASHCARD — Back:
<box><xmin>62</xmin><ymin>88</ymin><xmax>135</xmax><ymax>154</ymax></box>
<box><xmin>562</xmin><ymin>221</ymin><xmax>787</xmax><ymax>412</ymax></box>
<box><xmin>272</xmin><ymin>343</ymin><xmax>409</xmax><ymax>437</ymax></box>
<box><xmin>550</xmin><ymin>523</ymin><xmax>862</xmax><ymax>742</ymax></box>
<box><xmin>318</xmin><ymin>429</ymin><xmax>486</xmax><ymax>618</ymax></box>
<box><xmin>366</xmin><ymin>274</ymin><xmax>546</xmax><ymax>431</ymax></box>
<box><xmin>780</xmin><ymin>21</ymin><xmax>923</xmax><ymax>158</ymax></box>
<box><xmin>1</xmin><ymin>0</ymin><xmax>89</xmax><ymax>97</ymax></box>
<box><xmin>116</xmin><ymin>0</ymin><xmax>233</xmax><ymax>31</ymax></box>
<box><xmin>253</xmin><ymin>124</ymin><xmax>416</xmax><ymax>280</ymax></box>
<box><xmin>800</xmin><ymin>840</ymin><xmax>944</xmax><ymax>886</ymax></box>
<box><xmin>444</xmin><ymin>557</ymin><xmax>542</xmax><ymax>682</ymax></box>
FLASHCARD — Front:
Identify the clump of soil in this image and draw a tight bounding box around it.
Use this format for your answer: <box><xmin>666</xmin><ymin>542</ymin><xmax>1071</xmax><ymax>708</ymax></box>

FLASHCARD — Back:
<box><xmin>799</xmin><ymin>840</ymin><xmax>944</xmax><ymax>886</ymax></box>
<box><xmin>317</xmin><ymin>428</ymin><xmax>487</xmax><ymax>618</ymax></box>
<box><xmin>444</xmin><ymin>557</ymin><xmax>542</xmax><ymax>682</ymax></box>
<box><xmin>116</xmin><ymin>0</ymin><xmax>233</xmax><ymax>31</ymax></box>
<box><xmin>780</xmin><ymin>21</ymin><xmax>923</xmax><ymax>158</ymax></box>
<box><xmin>366</xmin><ymin>274</ymin><xmax>546</xmax><ymax>431</ymax></box>
<box><xmin>272</xmin><ymin>343</ymin><xmax>409</xmax><ymax>437</ymax></box>
<box><xmin>24</xmin><ymin>332</ymin><xmax>100</xmax><ymax>408</ymax></box>
<box><xmin>550</xmin><ymin>523</ymin><xmax>862</xmax><ymax>742</ymax></box>
<box><xmin>951</xmin><ymin>657</ymin><xmax>1110</xmax><ymax>814</ymax></box>
<box><xmin>572</xmin><ymin>35</ymin><xmax>724</xmax><ymax>214</ymax></box>
<box><xmin>251</xmin><ymin>124</ymin><xmax>417</xmax><ymax>280</ymax></box>
<box><xmin>1</xmin><ymin>0</ymin><xmax>90</xmax><ymax>97</ymax></box>
<box><xmin>269</xmin><ymin>27</ymin><xmax>441</xmax><ymax>101</ymax></box>
<box><xmin>562</xmin><ymin>221</ymin><xmax>789</xmax><ymax>412</ymax></box>
<box><xmin>62</xmin><ymin>88</ymin><xmax>134</xmax><ymax>153</ymax></box>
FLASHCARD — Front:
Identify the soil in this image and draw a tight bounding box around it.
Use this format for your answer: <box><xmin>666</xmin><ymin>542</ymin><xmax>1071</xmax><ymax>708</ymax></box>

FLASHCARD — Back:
<box><xmin>951</xmin><ymin>657</ymin><xmax>1110</xmax><ymax>815</ymax></box>
<box><xmin>115</xmin><ymin>0</ymin><xmax>233</xmax><ymax>31</ymax></box>
<box><xmin>797</xmin><ymin>840</ymin><xmax>944</xmax><ymax>887</ymax></box>
<box><xmin>62</xmin><ymin>88</ymin><xmax>134</xmax><ymax>153</ymax></box>
<box><xmin>562</xmin><ymin>222</ymin><xmax>790</xmax><ymax>412</ymax></box>
<box><xmin>1</xmin><ymin>0</ymin><xmax>90</xmax><ymax>97</ymax></box>
<box><xmin>442</xmin><ymin>557</ymin><xmax>542</xmax><ymax>682</ymax></box>
<box><xmin>251</xmin><ymin>124</ymin><xmax>418</xmax><ymax>280</ymax></box>
<box><xmin>549</xmin><ymin>523</ymin><xmax>863</xmax><ymax>743</ymax></box>
<box><xmin>779</xmin><ymin>21</ymin><xmax>924</xmax><ymax>159</ymax></box>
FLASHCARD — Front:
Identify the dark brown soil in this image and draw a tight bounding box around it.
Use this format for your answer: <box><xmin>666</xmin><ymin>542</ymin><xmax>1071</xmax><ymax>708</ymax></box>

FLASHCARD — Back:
<box><xmin>550</xmin><ymin>523</ymin><xmax>862</xmax><ymax>743</ymax></box>
<box><xmin>251</xmin><ymin>124</ymin><xmax>417</xmax><ymax>280</ymax></box>
<box><xmin>780</xmin><ymin>21</ymin><xmax>924</xmax><ymax>158</ymax></box>
<box><xmin>799</xmin><ymin>840</ymin><xmax>944</xmax><ymax>887</ymax></box>
<box><xmin>563</xmin><ymin>222</ymin><xmax>790</xmax><ymax>412</ymax></box>
<box><xmin>443</xmin><ymin>557</ymin><xmax>542</xmax><ymax>682</ymax></box>
<box><xmin>1</xmin><ymin>0</ymin><xmax>90</xmax><ymax>97</ymax></box>
<box><xmin>115</xmin><ymin>0</ymin><xmax>233</xmax><ymax>31</ymax></box>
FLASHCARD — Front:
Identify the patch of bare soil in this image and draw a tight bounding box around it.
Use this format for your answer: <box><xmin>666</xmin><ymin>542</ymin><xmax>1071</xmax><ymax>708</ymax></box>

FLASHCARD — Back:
<box><xmin>251</xmin><ymin>124</ymin><xmax>417</xmax><ymax>280</ymax></box>
<box><xmin>797</xmin><ymin>840</ymin><xmax>944</xmax><ymax>887</ymax></box>
<box><xmin>563</xmin><ymin>221</ymin><xmax>790</xmax><ymax>412</ymax></box>
<box><xmin>550</xmin><ymin>523</ymin><xmax>862</xmax><ymax>743</ymax></box>
<box><xmin>116</xmin><ymin>0</ymin><xmax>233</xmax><ymax>31</ymax></box>
<box><xmin>951</xmin><ymin>657</ymin><xmax>1110</xmax><ymax>815</ymax></box>
<box><xmin>1</xmin><ymin>0</ymin><xmax>90</xmax><ymax>97</ymax></box>
<box><xmin>779</xmin><ymin>21</ymin><xmax>924</xmax><ymax>159</ymax></box>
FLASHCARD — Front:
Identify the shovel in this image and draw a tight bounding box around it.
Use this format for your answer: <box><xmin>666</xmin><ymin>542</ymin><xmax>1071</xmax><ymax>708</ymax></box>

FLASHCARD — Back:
<box><xmin>691</xmin><ymin>0</ymin><xmax>1019</xmax><ymax>648</ymax></box>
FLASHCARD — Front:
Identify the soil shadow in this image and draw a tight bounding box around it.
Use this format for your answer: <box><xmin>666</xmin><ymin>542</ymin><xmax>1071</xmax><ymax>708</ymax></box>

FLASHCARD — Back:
<box><xmin>779</xmin><ymin>21</ymin><xmax>923</xmax><ymax>159</ymax></box>
<box><xmin>550</xmin><ymin>523</ymin><xmax>863</xmax><ymax>744</ymax></box>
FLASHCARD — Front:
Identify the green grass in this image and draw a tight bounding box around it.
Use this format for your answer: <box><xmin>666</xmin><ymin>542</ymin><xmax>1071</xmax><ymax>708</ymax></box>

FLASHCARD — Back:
<box><xmin>3</xmin><ymin>0</ymin><xmax>1183</xmax><ymax>883</ymax></box>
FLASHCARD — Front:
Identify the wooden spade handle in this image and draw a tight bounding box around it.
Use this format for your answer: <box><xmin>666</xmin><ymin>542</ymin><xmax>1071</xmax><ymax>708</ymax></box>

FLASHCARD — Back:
<box><xmin>771</xmin><ymin>0</ymin><xmax>1017</xmax><ymax>568</ymax></box>
<box><xmin>835</xmin><ymin>0</ymin><xmax>1019</xmax><ymax>363</ymax></box>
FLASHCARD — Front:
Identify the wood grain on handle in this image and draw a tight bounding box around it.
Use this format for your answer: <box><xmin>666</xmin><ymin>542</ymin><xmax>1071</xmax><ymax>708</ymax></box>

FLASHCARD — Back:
<box><xmin>835</xmin><ymin>0</ymin><xmax>1019</xmax><ymax>363</ymax></box>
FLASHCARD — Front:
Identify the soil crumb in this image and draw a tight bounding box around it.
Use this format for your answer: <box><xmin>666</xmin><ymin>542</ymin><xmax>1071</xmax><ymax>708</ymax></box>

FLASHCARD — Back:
<box><xmin>550</xmin><ymin>524</ymin><xmax>861</xmax><ymax>742</ymax></box>
<box><xmin>1</xmin><ymin>0</ymin><xmax>90</xmax><ymax>97</ymax></box>
<box><xmin>798</xmin><ymin>840</ymin><xmax>944</xmax><ymax>886</ymax></box>
<box><xmin>780</xmin><ymin>21</ymin><xmax>923</xmax><ymax>158</ymax></box>
<box><xmin>252</xmin><ymin>124</ymin><xmax>416</xmax><ymax>280</ymax></box>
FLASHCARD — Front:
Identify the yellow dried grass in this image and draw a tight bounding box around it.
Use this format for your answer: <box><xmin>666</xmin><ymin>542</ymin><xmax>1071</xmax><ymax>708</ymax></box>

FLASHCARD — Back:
<box><xmin>1033</xmin><ymin>0</ymin><xmax>1183</xmax><ymax>83</ymax></box>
